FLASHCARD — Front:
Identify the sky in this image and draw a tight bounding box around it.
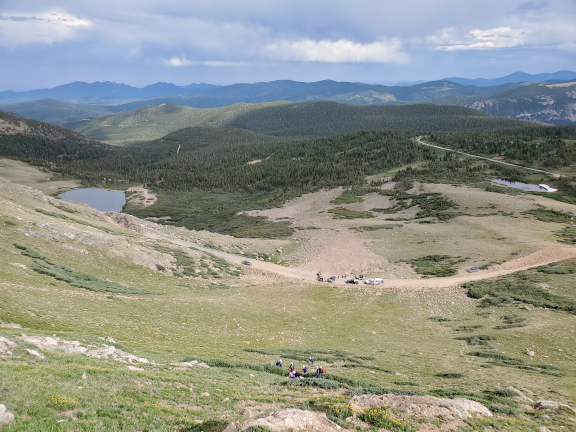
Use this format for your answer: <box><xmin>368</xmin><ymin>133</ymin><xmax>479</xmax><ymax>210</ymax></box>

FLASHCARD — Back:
<box><xmin>1</xmin><ymin>0</ymin><xmax>575</xmax><ymax>90</ymax></box>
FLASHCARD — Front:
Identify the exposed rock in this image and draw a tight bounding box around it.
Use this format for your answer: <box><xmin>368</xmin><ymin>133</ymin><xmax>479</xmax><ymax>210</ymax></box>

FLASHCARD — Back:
<box><xmin>506</xmin><ymin>386</ymin><xmax>533</xmax><ymax>403</ymax></box>
<box><xmin>232</xmin><ymin>409</ymin><xmax>342</xmax><ymax>432</ymax></box>
<box><xmin>539</xmin><ymin>427</ymin><xmax>551</xmax><ymax>432</ymax></box>
<box><xmin>0</xmin><ymin>322</ymin><xmax>22</xmax><ymax>329</ymax></box>
<box><xmin>349</xmin><ymin>394</ymin><xmax>492</xmax><ymax>421</ymax></box>
<box><xmin>171</xmin><ymin>360</ymin><xmax>210</xmax><ymax>369</ymax></box>
<box><xmin>200</xmin><ymin>392</ymin><xmax>210</xmax><ymax>397</ymax></box>
<box><xmin>242</xmin><ymin>408</ymin><xmax>259</xmax><ymax>420</ymax></box>
<box><xmin>82</xmin><ymin>372</ymin><xmax>87</xmax><ymax>380</ymax></box>
<box><xmin>105</xmin><ymin>212</ymin><xmax>143</xmax><ymax>233</ymax></box>
<box><xmin>0</xmin><ymin>404</ymin><xmax>15</xmax><ymax>428</ymax></box>
<box><xmin>98</xmin><ymin>336</ymin><xmax>117</xmax><ymax>343</ymax></box>
<box><xmin>25</xmin><ymin>349</ymin><xmax>45</xmax><ymax>359</ymax></box>
<box><xmin>127</xmin><ymin>365</ymin><xmax>144</xmax><ymax>371</ymax></box>
<box><xmin>0</xmin><ymin>337</ymin><xmax>16</xmax><ymax>355</ymax></box>
<box><xmin>18</xmin><ymin>335</ymin><xmax>149</xmax><ymax>364</ymax></box>
<box><xmin>526</xmin><ymin>348</ymin><xmax>535</xmax><ymax>357</ymax></box>
<box><xmin>535</xmin><ymin>400</ymin><xmax>576</xmax><ymax>414</ymax></box>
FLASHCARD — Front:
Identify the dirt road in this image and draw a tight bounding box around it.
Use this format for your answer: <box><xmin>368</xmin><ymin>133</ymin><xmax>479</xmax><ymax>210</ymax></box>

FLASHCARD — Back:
<box><xmin>414</xmin><ymin>137</ymin><xmax>560</xmax><ymax>178</ymax></box>
<box><xmin>144</xmin><ymin>230</ymin><xmax>576</xmax><ymax>289</ymax></box>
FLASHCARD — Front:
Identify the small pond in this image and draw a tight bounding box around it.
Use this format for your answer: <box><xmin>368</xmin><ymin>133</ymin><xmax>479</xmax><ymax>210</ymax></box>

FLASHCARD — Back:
<box><xmin>491</xmin><ymin>179</ymin><xmax>557</xmax><ymax>193</ymax></box>
<box><xmin>58</xmin><ymin>188</ymin><xmax>126</xmax><ymax>212</ymax></box>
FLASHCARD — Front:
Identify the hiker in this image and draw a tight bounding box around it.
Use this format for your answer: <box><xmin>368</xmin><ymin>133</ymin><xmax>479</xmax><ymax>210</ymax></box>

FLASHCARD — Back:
<box><xmin>316</xmin><ymin>366</ymin><xmax>324</xmax><ymax>377</ymax></box>
<box><xmin>303</xmin><ymin>365</ymin><xmax>308</xmax><ymax>374</ymax></box>
<box><xmin>290</xmin><ymin>362</ymin><xmax>295</xmax><ymax>372</ymax></box>
<box><xmin>288</xmin><ymin>371</ymin><xmax>297</xmax><ymax>379</ymax></box>
<box><xmin>276</xmin><ymin>359</ymin><xmax>283</xmax><ymax>368</ymax></box>
<box><xmin>294</xmin><ymin>370</ymin><xmax>302</xmax><ymax>378</ymax></box>
<box><xmin>310</xmin><ymin>356</ymin><xmax>314</xmax><ymax>365</ymax></box>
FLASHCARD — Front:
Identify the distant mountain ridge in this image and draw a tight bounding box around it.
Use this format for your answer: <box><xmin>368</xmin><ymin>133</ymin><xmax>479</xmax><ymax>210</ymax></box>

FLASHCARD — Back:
<box><xmin>0</xmin><ymin>81</ymin><xmax>216</xmax><ymax>104</ymax></box>
<box><xmin>444</xmin><ymin>70</ymin><xmax>576</xmax><ymax>87</ymax></box>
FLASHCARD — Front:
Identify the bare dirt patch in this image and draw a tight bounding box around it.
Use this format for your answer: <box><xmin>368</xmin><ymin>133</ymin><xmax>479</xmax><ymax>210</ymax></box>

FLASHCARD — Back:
<box><xmin>0</xmin><ymin>158</ymin><xmax>80</xmax><ymax>195</ymax></box>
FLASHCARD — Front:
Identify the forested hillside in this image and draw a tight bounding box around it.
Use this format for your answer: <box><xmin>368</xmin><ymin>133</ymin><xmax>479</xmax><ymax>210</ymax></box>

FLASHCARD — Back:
<box><xmin>0</xmin><ymin>110</ymin><xmax>114</xmax><ymax>162</ymax></box>
<box><xmin>67</xmin><ymin>102</ymin><xmax>292</xmax><ymax>145</ymax></box>
<box><xmin>226</xmin><ymin>102</ymin><xmax>530</xmax><ymax>136</ymax></box>
<box><xmin>69</xmin><ymin>101</ymin><xmax>531</xmax><ymax>144</ymax></box>
<box><xmin>0</xmin><ymin>99</ymin><xmax>114</xmax><ymax>126</ymax></box>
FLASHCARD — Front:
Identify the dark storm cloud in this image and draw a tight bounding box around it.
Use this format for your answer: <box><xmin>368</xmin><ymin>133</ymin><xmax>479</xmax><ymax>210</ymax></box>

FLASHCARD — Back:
<box><xmin>0</xmin><ymin>0</ymin><xmax>574</xmax><ymax>89</ymax></box>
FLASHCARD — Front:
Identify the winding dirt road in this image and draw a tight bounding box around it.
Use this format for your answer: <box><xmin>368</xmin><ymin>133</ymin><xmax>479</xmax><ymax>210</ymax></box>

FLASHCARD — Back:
<box><xmin>145</xmin><ymin>231</ymin><xmax>576</xmax><ymax>289</ymax></box>
<box><xmin>414</xmin><ymin>136</ymin><xmax>560</xmax><ymax>178</ymax></box>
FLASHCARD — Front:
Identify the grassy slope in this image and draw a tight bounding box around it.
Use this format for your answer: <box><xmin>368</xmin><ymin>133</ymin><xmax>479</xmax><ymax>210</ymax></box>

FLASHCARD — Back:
<box><xmin>67</xmin><ymin>101</ymin><xmax>292</xmax><ymax>145</ymax></box>
<box><xmin>1</xmin><ymin>178</ymin><xmax>576</xmax><ymax>430</ymax></box>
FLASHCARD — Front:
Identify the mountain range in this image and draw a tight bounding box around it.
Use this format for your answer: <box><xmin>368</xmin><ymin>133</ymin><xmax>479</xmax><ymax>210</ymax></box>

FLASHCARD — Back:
<box><xmin>0</xmin><ymin>70</ymin><xmax>575</xmax><ymax>127</ymax></box>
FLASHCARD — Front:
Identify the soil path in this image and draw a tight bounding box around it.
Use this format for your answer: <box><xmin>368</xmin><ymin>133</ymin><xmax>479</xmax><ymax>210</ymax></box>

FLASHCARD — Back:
<box><xmin>415</xmin><ymin>137</ymin><xmax>560</xmax><ymax>178</ymax></box>
<box><xmin>144</xmin><ymin>229</ymin><xmax>576</xmax><ymax>288</ymax></box>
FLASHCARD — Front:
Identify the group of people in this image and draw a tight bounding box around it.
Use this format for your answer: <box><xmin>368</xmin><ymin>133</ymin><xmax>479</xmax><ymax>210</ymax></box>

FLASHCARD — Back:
<box><xmin>274</xmin><ymin>356</ymin><xmax>326</xmax><ymax>379</ymax></box>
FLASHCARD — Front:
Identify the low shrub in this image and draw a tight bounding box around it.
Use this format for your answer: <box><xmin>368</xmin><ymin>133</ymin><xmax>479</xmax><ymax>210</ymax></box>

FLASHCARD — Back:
<box><xmin>328</xmin><ymin>207</ymin><xmax>374</xmax><ymax>219</ymax></box>
<box><xmin>436</xmin><ymin>372</ymin><xmax>465</xmax><ymax>378</ymax></box>
<box><xmin>359</xmin><ymin>407</ymin><xmax>417</xmax><ymax>431</ymax></box>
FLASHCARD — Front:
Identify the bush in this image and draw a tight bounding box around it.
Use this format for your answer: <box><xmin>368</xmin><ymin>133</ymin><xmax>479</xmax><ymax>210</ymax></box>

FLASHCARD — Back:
<box><xmin>359</xmin><ymin>407</ymin><xmax>417</xmax><ymax>431</ymax></box>
<box><xmin>436</xmin><ymin>372</ymin><xmax>465</xmax><ymax>378</ymax></box>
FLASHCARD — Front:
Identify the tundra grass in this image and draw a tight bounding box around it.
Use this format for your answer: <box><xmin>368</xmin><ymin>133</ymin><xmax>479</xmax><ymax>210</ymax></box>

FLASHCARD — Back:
<box><xmin>2</xmin><ymin>202</ymin><xmax>576</xmax><ymax>429</ymax></box>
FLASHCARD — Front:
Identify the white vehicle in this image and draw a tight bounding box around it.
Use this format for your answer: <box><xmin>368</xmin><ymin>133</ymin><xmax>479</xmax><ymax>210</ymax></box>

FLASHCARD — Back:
<box><xmin>364</xmin><ymin>278</ymin><xmax>383</xmax><ymax>285</ymax></box>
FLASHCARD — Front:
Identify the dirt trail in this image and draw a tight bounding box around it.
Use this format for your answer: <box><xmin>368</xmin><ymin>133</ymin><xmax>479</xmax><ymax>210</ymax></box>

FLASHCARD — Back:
<box><xmin>415</xmin><ymin>137</ymin><xmax>560</xmax><ymax>178</ymax></box>
<box><xmin>144</xmin><ymin>230</ymin><xmax>576</xmax><ymax>288</ymax></box>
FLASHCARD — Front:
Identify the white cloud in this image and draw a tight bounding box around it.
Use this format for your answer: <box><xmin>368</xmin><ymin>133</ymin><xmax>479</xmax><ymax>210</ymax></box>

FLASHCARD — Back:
<box><xmin>0</xmin><ymin>11</ymin><xmax>91</xmax><ymax>45</ymax></box>
<box><xmin>264</xmin><ymin>38</ymin><xmax>409</xmax><ymax>63</ymax></box>
<box><xmin>167</xmin><ymin>56</ymin><xmax>191</xmax><ymax>66</ymax></box>
<box><xmin>431</xmin><ymin>26</ymin><xmax>525</xmax><ymax>50</ymax></box>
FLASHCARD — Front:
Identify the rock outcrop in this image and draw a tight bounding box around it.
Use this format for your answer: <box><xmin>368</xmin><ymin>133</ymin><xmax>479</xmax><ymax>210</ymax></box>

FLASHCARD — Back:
<box><xmin>0</xmin><ymin>405</ymin><xmax>15</xmax><ymax>428</ymax></box>
<box><xmin>225</xmin><ymin>409</ymin><xmax>342</xmax><ymax>432</ymax></box>
<box><xmin>105</xmin><ymin>212</ymin><xmax>144</xmax><ymax>233</ymax></box>
<box><xmin>535</xmin><ymin>400</ymin><xmax>576</xmax><ymax>415</ymax></box>
<box><xmin>349</xmin><ymin>394</ymin><xmax>492</xmax><ymax>421</ymax></box>
<box><xmin>18</xmin><ymin>335</ymin><xmax>149</xmax><ymax>364</ymax></box>
<box><xmin>0</xmin><ymin>337</ymin><xmax>16</xmax><ymax>355</ymax></box>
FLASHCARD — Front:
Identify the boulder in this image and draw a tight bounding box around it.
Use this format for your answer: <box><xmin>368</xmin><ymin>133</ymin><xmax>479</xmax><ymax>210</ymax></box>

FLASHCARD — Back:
<box><xmin>232</xmin><ymin>409</ymin><xmax>342</xmax><ymax>432</ymax></box>
<box><xmin>534</xmin><ymin>400</ymin><xmax>576</xmax><ymax>415</ymax></box>
<box><xmin>0</xmin><ymin>337</ymin><xmax>16</xmax><ymax>355</ymax></box>
<box><xmin>0</xmin><ymin>404</ymin><xmax>15</xmax><ymax>428</ymax></box>
<box><xmin>0</xmin><ymin>322</ymin><xmax>21</xmax><ymax>329</ymax></box>
<box><xmin>171</xmin><ymin>361</ymin><xmax>210</xmax><ymax>369</ymax></box>
<box><xmin>25</xmin><ymin>349</ymin><xmax>45</xmax><ymax>359</ymax></box>
<box><xmin>349</xmin><ymin>394</ymin><xmax>492</xmax><ymax>421</ymax></box>
<box><xmin>506</xmin><ymin>386</ymin><xmax>533</xmax><ymax>403</ymax></box>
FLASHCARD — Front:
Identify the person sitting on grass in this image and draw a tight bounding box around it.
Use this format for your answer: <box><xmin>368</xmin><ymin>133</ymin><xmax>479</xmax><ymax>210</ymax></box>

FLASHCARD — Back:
<box><xmin>303</xmin><ymin>365</ymin><xmax>308</xmax><ymax>374</ymax></box>
<box><xmin>316</xmin><ymin>366</ymin><xmax>325</xmax><ymax>377</ymax></box>
<box><xmin>276</xmin><ymin>359</ymin><xmax>282</xmax><ymax>368</ymax></box>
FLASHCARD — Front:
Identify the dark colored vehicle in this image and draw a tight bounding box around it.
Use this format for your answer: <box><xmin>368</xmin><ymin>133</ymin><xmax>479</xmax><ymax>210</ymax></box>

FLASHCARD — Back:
<box><xmin>327</xmin><ymin>276</ymin><xmax>336</xmax><ymax>283</ymax></box>
<box><xmin>345</xmin><ymin>278</ymin><xmax>359</xmax><ymax>284</ymax></box>
<box><xmin>241</xmin><ymin>260</ymin><xmax>252</xmax><ymax>266</ymax></box>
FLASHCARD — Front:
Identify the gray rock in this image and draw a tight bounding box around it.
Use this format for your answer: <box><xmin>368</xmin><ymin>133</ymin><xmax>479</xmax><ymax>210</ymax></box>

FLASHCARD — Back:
<box><xmin>171</xmin><ymin>360</ymin><xmax>210</xmax><ymax>369</ymax></box>
<box><xmin>349</xmin><ymin>394</ymin><xmax>492</xmax><ymax>420</ymax></box>
<box><xmin>0</xmin><ymin>337</ymin><xmax>16</xmax><ymax>355</ymax></box>
<box><xmin>235</xmin><ymin>409</ymin><xmax>341</xmax><ymax>431</ymax></box>
<box><xmin>535</xmin><ymin>400</ymin><xmax>576</xmax><ymax>414</ymax></box>
<box><xmin>506</xmin><ymin>386</ymin><xmax>533</xmax><ymax>403</ymax></box>
<box><xmin>0</xmin><ymin>404</ymin><xmax>15</xmax><ymax>427</ymax></box>
<box><xmin>25</xmin><ymin>349</ymin><xmax>45</xmax><ymax>359</ymax></box>
<box><xmin>539</xmin><ymin>427</ymin><xmax>551</xmax><ymax>432</ymax></box>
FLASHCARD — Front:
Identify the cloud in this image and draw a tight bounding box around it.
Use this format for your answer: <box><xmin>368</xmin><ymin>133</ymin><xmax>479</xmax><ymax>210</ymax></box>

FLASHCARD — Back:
<box><xmin>264</xmin><ymin>38</ymin><xmax>409</xmax><ymax>63</ymax></box>
<box><xmin>167</xmin><ymin>56</ymin><xmax>191</xmax><ymax>66</ymax></box>
<box><xmin>0</xmin><ymin>11</ymin><xmax>91</xmax><ymax>45</ymax></box>
<box><xmin>431</xmin><ymin>27</ymin><xmax>525</xmax><ymax>51</ymax></box>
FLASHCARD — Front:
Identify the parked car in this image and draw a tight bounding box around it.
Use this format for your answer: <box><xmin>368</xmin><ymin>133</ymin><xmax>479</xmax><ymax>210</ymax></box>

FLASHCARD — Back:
<box><xmin>345</xmin><ymin>278</ymin><xmax>359</xmax><ymax>284</ymax></box>
<box><xmin>467</xmin><ymin>267</ymin><xmax>480</xmax><ymax>273</ymax></box>
<box><xmin>327</xmin><ymin>276</ymin><xmax>336</xmax><ymax>283</ymax></box>
<box><xmin>241</xmin><ymin>260</ymin><xmax>252</xmax><ymax>266</ymax></box>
